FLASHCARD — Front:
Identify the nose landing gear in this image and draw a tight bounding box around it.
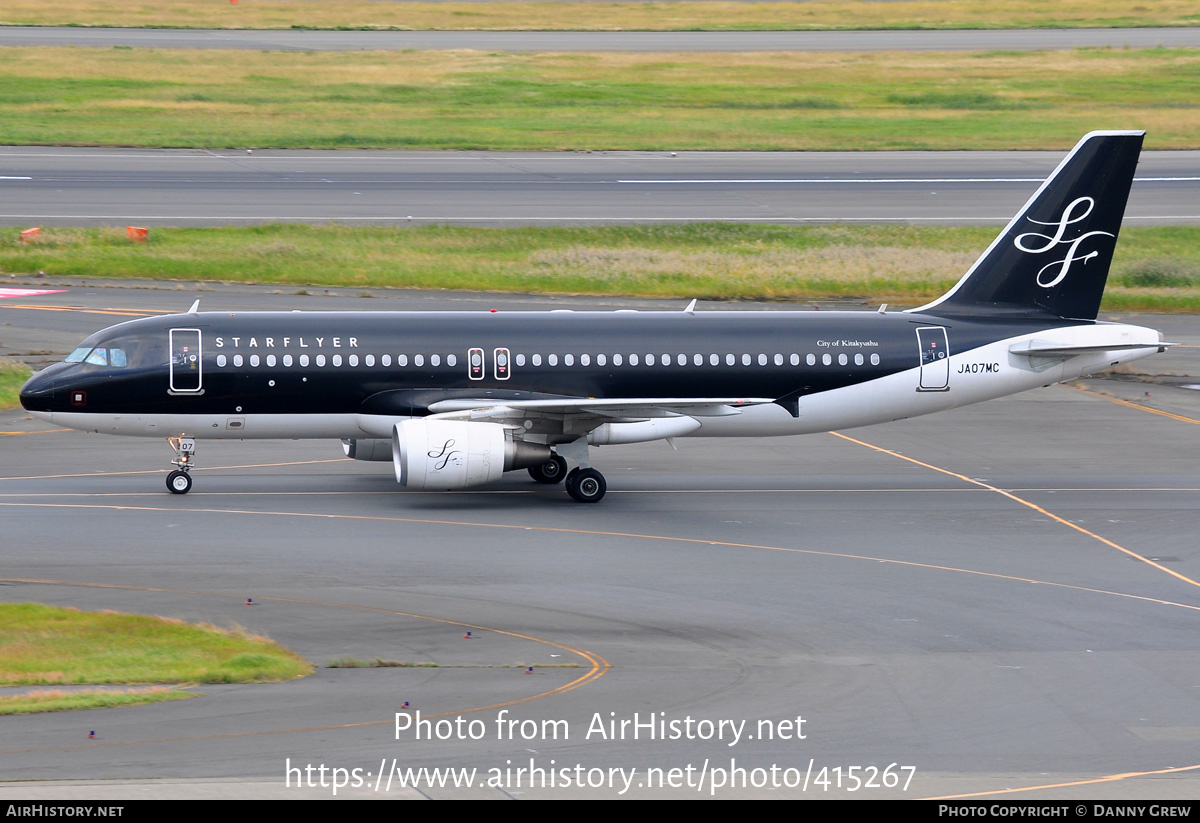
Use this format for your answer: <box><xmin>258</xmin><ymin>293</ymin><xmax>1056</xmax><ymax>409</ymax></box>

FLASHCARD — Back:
<box><xmin>166</xmin><ymin>436</ymin><xmax>196</xmax><ymax>494</ymax></box>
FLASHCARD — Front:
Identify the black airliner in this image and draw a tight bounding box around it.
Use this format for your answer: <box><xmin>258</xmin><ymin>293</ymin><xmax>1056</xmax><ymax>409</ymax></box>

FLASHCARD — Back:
<box><xmin>20</xmin><ymin>131</ymin><xmax>1166</xmax><ymax>502</ymax></box>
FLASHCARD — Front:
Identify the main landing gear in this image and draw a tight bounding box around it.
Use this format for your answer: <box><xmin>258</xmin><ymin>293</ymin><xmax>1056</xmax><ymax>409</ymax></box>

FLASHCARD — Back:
<box><xmin>529</xmin><ymin>444</ymin><xmax>608</xmax><ymax>503</ymax></box>
<box><xmin>528</xmin><ymin>454</ymin><xmax>568</xmax><ymax>484</ymax></box>
<box><xmin>166</xmin><ymin>436</ymin><xmax>196</xmax><ymax>495</ymax></box>
<box><xmin>565</xmin><ymin>467</ymin><xmax>606</xmax><ymax>503</ymax></box>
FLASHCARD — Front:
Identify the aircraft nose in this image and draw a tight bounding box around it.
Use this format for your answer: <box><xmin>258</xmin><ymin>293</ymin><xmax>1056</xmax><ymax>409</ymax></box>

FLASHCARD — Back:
<box><xmin>18</xmin><ymin>368</ymin><xmax>58</xmax><ymax>413</ymax></box>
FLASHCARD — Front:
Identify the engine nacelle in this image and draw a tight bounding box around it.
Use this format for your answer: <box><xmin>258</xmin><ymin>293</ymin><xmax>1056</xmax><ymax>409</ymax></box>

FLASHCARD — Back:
<box><xmin>393</xmin><ymin>419</ymin><xmax>552</xmax><ymax>489</ymax></box>
<box><xmin>587</xmin><ymin>417</ymin><xmax>701</xmax><ymax>445</ymax></box>
<box><xmin>341</xmin><ymin>438</ymin><xmax>393</xmax><ymax>461</ymax></box>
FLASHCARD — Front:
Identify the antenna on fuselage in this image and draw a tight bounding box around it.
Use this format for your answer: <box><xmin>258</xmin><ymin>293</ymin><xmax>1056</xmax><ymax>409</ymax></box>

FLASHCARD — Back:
<box><xmin>684</xmin><ymin>299</ymin><xmax>697</xmax><ymax>315</ymax></box>
<box><xmin>186</xmin><ymin>299</ymin><xmax>200</xmax><ymax>314</ymax></box>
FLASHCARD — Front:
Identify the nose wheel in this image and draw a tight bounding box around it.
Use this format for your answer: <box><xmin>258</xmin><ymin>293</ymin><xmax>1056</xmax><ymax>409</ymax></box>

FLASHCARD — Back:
<box><xmin>565</xmin><ymin>467</ymin><xmax>606</xmax><ymax>503</ymax></box>
<box><xmin>166</xmin><ymin>436</ymin><xmax>196</xmax><ymax>494</ymax></box>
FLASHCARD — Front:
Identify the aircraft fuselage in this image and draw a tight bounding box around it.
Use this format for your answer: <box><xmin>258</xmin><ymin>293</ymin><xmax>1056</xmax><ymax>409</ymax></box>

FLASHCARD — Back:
<box><xmin>20</xmin><ymin>308</ymin><xmax>1161</xmax><ymax>441</ymax></box>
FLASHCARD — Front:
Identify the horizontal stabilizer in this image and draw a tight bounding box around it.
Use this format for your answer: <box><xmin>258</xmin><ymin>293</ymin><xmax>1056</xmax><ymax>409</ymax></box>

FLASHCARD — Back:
<box><xmin>1009</xmin><ymin>339</ymin><xmax>1166</xmax><ymax>359</ymax></box>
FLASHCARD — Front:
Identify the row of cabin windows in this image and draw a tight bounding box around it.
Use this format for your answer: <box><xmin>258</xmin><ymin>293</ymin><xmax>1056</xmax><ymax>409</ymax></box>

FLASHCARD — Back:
<box><xmin>214</xmin><ymin>352</ymin><xmax>455</xmax><ymax>369</ymax></box>
<box><xmin>516</xmin><ymin>352</ymin><xmax>881</xmax><ymax>368</ymax></box>
<box><xmin>213</xmin><ymin>351</ymin><xmax>882</xmax><ymax>369</ymax></box>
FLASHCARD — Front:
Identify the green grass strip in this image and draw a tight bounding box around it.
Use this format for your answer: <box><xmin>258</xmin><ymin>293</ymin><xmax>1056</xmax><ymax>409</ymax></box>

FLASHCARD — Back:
<box><xmin>0</xmin><ymin>361</ymin><xmax>32</xmax><ymax>411</ymax></box>
<box><xmin>1</xmin><ymin>46</ymin><xmax>1198</xmax><ymax>150</ymax></box>
<box><xmin>0</xmin><ymin>687</ymin><xmax>194</xmax><ymax>715</ymax></box>
<box><xmin>4</xmin><ymin>224</ymin><xmax>1198</xmax><ymax>312</ymax></box>
<box><xmin>0</xmin><ymin>603</ymin><xmax>313</xmax><ymax>685</ymax></box>
<box><xmin>1</xmin><ymin>0</ymin><xmax>1197</xmax><ymax>32</ymax></box>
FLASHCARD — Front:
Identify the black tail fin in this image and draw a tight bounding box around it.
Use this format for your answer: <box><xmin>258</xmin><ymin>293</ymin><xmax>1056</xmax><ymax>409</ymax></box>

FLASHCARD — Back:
<box><xmin>911</xmin><ymin>130</ymin><xmax>1143</xmax><ymax>320</ymax></box>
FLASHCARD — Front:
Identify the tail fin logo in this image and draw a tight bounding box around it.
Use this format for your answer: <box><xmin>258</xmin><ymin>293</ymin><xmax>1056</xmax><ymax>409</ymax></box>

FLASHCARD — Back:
<box><xmin>1013</xmin><ymin>196</ymin><xmax>1114</xmax><ymax>289</ymax></box>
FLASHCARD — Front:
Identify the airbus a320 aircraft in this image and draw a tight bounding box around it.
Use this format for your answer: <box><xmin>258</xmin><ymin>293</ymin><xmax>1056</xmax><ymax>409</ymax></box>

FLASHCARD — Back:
<box><xmin>20</xmin><ymin>131</ymin><xmax>1166</xmax><ymax>503</ymax></box>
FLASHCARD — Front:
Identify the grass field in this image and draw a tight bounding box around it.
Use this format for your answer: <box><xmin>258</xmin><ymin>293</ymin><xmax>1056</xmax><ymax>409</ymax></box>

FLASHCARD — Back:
<box><xmin>0</xmin><ymin>360</ymin><xmax>32</xmax><ymax>411</ymax></box>
<box><xmin>0</xmin><ymin>602</ymin><xmax>312</xmax><ymax>685</ymax></box>
<box><xmin>2</xmin><ymin>0</ymin><xmax>1197</xmax><ymax>32</ymax></box>
<box><xmin>4</xmin><ymin>224</ymin><xmax>1198</xmax><ymax>312</ymax></box>
<box><xmin>1</xmin><ymin>46</ymin><xmax>1197</xmax><ymax>151</ymax></box>
<box><xmin>0</xmin><ymin>687</ymin><xmax>193</xmax><ymax>716</ymax></box>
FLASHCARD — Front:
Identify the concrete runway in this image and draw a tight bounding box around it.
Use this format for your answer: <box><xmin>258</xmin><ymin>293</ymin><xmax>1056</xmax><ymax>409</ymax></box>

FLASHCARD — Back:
<box><xmin>3</xmin><ymin>26</ymin><xmax>1200</xmax><ymax>52</ymax></box>
<box><xmin>3</xmin><ymin>147</ymin><xmax>1199</xmax><ymax>227</ymax></box>
<box><xmin>2</xmin><ymin>282</ymin><xmax>1200</xmax><ymax>799</ymax></box>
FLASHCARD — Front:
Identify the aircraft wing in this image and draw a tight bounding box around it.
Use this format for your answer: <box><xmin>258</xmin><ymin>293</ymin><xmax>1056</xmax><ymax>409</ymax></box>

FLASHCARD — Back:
<box><xmin>425</xmin><ymin>396</ymin><xmax>775</xmax><ymax>423</ymax></box>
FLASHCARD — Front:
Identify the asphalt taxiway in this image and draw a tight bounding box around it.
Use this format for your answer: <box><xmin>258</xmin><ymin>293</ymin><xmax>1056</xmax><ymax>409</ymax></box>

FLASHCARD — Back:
<box><xmin>2</xmin><ymin>147</ymin><xmax>1198</xmax><ymax>227</ymax></box>
<box><xmin>4</xmin><ymin>26</ymin><xmax>1200</xmax><ymax>53</ymax></box>
<box><xmin>1</xmin><ymin>282</ymin><xmax>1199</xmax><ymax>799</ymax></box>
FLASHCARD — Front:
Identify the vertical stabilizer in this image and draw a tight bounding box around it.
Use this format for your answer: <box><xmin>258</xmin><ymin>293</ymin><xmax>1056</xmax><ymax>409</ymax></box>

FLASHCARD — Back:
<box><xmin>911</xmin><ymin>131</ymin><xmax>1143</xmax><ymax>320</ymax></box>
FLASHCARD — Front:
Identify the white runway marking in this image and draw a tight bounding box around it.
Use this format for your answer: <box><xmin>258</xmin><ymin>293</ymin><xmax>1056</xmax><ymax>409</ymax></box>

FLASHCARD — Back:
<box><xmin>0</xmin><ymin>288</ymin><xmax>67</xmax><ymax>299</ymax></box>
<box><xmin>619</xmin><ymin>177</ymin><xmax>1200</xmax><ymax>184</ymax></box>
<box><xmin>1</xmin><ymin>214</ymin><xmax>1196</xmax><ymax>223</ymax></box>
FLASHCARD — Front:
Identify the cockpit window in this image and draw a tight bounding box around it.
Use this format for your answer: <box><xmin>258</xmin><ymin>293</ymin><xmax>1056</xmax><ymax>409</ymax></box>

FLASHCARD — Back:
<box><xmin>67</xmin><ymin>346</ymin><xmax>129</xmax><ymax>368</ymax></box>
<box><xmin>65</xmin><ymin>331</ymin><xmax>156</xmax><ymax>369</ymax></box>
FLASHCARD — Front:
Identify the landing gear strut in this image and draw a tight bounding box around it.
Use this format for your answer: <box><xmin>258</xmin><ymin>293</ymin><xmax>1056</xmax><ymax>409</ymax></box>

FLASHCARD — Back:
<box><xmin>553</xmin><ymin>438</ymin><xmax>607</xmax><ymax>503</ymax></box>
<box><xmin>166</xmin><ymin>436</ymin><xmax>196</xmax><ymax>494</ymax></box>
<box><xmin>565</xmin><ymin>467</ymin><xmax>606</xmax><ymax>503</ymax></box>
<box><xmin>528</xmin><ymin>454</ymin><xmax>568</xmax><ymax>484</ymax></box>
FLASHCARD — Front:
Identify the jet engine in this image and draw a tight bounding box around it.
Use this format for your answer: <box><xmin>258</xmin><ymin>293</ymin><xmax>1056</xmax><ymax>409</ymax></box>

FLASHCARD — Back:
<box><xmin>393</xmin><ymin>419</ymin><xmax>552</xmax><ymax>489</ymax></box>
<box><xmin>341</xmin><ymin>438</ymin><xmax>393</xmax><ymax>461</ymax></box>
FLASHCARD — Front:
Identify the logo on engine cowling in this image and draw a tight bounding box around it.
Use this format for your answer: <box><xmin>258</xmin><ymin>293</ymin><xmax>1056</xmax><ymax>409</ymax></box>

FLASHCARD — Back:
<box><xmin>427</xmin><ymin>439</ymin><xmax>462</xmax><ymax>471</ymax></box>
<box><xmin>1013</xmin><ymin>196</ymin><xmax>1114</xmax><ymax>289</ymax></box>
